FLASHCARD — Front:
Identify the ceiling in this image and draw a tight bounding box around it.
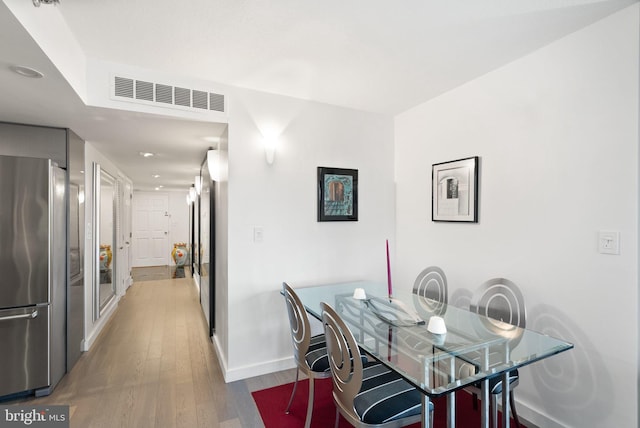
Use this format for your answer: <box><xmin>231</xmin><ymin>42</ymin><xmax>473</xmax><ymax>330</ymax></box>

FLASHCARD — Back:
<box><xmin>0</xmin><ymin>0</ymin><xmax>636</xmax><ymax>190</ymax></box>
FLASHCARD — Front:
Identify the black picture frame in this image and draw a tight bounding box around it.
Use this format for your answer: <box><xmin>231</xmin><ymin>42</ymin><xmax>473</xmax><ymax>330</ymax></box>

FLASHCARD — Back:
<box><xmin>317</xmin><ymin>167</ymin><xmax>358</xmax><ymax>222</ymax></box>
<box><xmin>432</xmin><ymin>156</ymin><xmax>479</xmax><ymax>222</ymax></box>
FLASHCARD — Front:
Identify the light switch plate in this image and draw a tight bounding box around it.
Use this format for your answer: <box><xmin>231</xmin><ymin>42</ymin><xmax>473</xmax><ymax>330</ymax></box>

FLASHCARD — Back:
<box><xmin>253</xmin><ymin>227</ymin><xmax>264</xmax><ymax>243</ymax></box>
<box><xmin>598</xmin><ymin>230</ymin><xmax>620</xmax><ymax>255</ymax></box>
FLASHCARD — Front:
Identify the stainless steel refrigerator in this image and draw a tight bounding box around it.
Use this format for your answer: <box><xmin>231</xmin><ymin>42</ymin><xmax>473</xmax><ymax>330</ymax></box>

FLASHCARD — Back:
<box><xmin>0</xmin><ymin>154</ymin><xmax>66</xmax><ymax>398</ymax></box>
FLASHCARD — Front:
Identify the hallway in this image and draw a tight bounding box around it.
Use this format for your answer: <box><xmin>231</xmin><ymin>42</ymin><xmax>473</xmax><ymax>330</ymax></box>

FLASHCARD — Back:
<box><xmin>9</xmin><ymin>278</ymin><xmax>294</xmax><ymax>427</ymax></box>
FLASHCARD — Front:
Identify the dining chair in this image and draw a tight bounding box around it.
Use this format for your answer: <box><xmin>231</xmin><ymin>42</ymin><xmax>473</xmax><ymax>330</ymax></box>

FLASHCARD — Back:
<box><xmin>320</xmin><ymin>302</ymin><xmax>432</xmax><ymax>428</ymax></box>
<box><xmin>411</xmin><ymin>266</ymin><xmax>468</xmax><ymax>390</ymax></box>
<box><xmin>467</xmin><ymin>277</ymin><xmax>526</xmax><ymax>428</ymax></box>
<box><xmin>412</xmin><ymin>266</ymin><xmax>448</xmax><ymax>315</ymax></box>
<box><xmin>282</xmin><ymin>282</ymin><xmax>332</xmax><ymax>428</ymax></box>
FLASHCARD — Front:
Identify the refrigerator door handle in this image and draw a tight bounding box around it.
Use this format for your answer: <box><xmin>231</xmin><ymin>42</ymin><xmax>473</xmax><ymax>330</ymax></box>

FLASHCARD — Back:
<box><xmin>0</xmin><ymin>310</ymin><xmax>38</xmax><ymax>322</ymax></box>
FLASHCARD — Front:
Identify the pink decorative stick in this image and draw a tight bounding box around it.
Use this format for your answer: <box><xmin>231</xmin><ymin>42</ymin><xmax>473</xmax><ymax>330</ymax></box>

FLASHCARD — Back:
<box><xmin>386</xmin><ymin>239</ymin><xmax>393</xmax><ymax>299</ymax></box>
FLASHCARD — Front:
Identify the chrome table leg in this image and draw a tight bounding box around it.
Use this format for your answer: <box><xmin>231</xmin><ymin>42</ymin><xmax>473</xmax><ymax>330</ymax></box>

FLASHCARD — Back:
<box><xmin>502</xmin><ymin>372</ymin><xmax>510</xmax><ymax>428</ymax></box>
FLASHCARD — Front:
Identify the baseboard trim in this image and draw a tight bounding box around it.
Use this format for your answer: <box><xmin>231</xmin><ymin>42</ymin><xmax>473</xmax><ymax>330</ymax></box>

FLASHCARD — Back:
<box><xmin>192</xmin><ymin>272</ymin><xmax>200</xmax><ymax>292</ymax></box>
<box><xmin>219</xmin><ymin>353</ymin><xmax>296</xmax><ymax>383</ymax></box>
<box><xmin>82</xmin><ymin>295</ymin><xmax>120</xmax><ymax>351</ymax></box>
<box><xmin>211</xmin><ymin>333</ymin><xmax>228</xmax><ymax>380</ymax></box>
<box><xmin>512</xmin><ymin>400</ymin><xmax>565</xmax><ymax>428</ymax></box>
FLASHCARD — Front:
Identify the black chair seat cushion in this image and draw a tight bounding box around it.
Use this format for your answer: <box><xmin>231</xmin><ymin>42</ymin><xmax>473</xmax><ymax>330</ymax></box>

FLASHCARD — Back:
<box><xmin>354</xmin><ymin>362</ymin><xmax>430</xmax><ymax>424</ymax></box>
<box><xmin>473</xmin><ymin>369</ymin><xmax>519</xmax><ymax>394</ymax></box>
<box><xmin>489</xmin><ymin>369</ymin><xmax>519</xmax><ymax>394</ymax></box>
<box><xmin>305</xmin><ymin>334</ymin><xmax>330</xmax><ymax>373</ymax></box>
<box><xmin>305</xmin><ymin>334</ymin><xmax>369</xmax><ymax>374</ymax></box>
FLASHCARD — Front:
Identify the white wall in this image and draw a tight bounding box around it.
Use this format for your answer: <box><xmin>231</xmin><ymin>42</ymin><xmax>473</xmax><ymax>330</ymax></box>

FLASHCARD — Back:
<box><xmin>213</xmin><ymin>129</ymin><xmax>229</xmax><ymax>370</ymax></box>
<box><xmin>394</xmin><ymin>5</ymin><xmax>638</xmax><ymax>428</ymax></box>
<box><xmin>218</xmin><ymin>87</ymin><xmax>396</xmax><ymax>381</ymax></box>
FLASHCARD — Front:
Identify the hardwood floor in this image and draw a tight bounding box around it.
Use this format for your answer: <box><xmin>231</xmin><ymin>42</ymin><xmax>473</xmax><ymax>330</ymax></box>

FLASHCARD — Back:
<box><xmin>8</xmin><ymin>277</ymin><xmax>296</xmax><ymax>428</ymax></box>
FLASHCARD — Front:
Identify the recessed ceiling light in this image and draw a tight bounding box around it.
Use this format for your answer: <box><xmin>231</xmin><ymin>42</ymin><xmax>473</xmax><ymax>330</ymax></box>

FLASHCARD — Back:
<box><xmin>139</xmin><ymin>152</ymin><xmax>155</xmax><ymax>158</ymax></box>
<box><xmin>152</xmin><ymin>174</ymin><xmax>160</xmax><ymax>178</ymax></box>
<box><xmin>10</xmin><ymin>65</ymin><xmax>44</xmax><ymax>79</ymax></box>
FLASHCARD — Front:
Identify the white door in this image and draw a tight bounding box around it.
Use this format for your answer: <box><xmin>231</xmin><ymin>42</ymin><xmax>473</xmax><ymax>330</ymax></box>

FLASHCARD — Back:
<box><xmin>132</xmin><ymin>192</ymin><xmax>169</xmax><ymax>267</ymax></box>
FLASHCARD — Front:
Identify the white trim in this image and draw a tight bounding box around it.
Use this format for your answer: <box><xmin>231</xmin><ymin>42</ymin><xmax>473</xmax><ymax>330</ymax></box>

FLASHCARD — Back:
<box><xmin>513</xmin><ymin>401</ymin><xmax>561</xmax><ymax>428</ymax></box>
<box><xmin>221</xmin><ymin>354</ymin><xmax>297</xmax><ymax>383</ymax></box>
<box><xmin>193</xmin><ymin>272</ymin><xmax>200</xmax><ymax>292</ymax></box>
<box><xmin>82</xmin><ymin>296</ymin><xmax>120</xmax><ymax>351</ymax></box>
<box><xmin>211</xmin><ymin>333</ymin><xmax>228</xmax><ymax>379</ymax></box>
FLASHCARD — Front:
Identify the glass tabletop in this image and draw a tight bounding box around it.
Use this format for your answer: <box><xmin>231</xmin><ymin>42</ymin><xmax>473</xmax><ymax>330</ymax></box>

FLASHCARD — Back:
<box><xmin>292</xmin><ymin>280</ymin><xmax>573</xmax><ymax>397</ymax></box>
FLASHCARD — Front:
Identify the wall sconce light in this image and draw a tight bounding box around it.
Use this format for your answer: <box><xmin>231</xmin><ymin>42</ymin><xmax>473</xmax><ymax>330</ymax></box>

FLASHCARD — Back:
<box><xmin>207</xmin><ymin>149</ymin><xmax>220</xmax><ymax>181</ymax></box>
<box><xmin>194</xmin><ymin>175</ymin><xmax>202</xmax><ymax>195</ymax></box>
<box><xmin>207</xmin><ymin>148</ymin><xmax>228</xmax><ymax>181</ymax></box>
<box><xmin>189</xmin><ymin>185</ymin><xmax>196</xmax><ymax>202</ymax></box>
<box><xmin>186</xmin><ymin>194</ymin><xmax>191</xmax><ymax>206</ymax></box>
<box><xmin>263</xmin><ymin>135</ymin><xmax>277</xmax><ymax>165</ymax></box>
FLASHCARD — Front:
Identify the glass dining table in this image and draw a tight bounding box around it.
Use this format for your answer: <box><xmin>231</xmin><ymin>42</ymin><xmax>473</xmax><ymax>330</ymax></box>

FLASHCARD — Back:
<box><xmin>292</xmin><ymin>280</ymin><xmax>573</xmax><ymax>428</ymax></box>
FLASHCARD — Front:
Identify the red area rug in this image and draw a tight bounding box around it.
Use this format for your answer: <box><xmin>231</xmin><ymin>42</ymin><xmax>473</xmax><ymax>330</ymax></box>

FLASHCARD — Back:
<box><xmin>252</xmin><ymin>377</ymin><xmax>526</xmax><ymax>428</ymax></box>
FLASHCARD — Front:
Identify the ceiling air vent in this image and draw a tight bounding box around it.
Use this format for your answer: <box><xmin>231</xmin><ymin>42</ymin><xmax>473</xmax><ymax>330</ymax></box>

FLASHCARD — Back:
<box><xmin>111</xmin><ymin>75</ymin><xmax>226</xmax><ymax>113</ymax></box>
<box><xmin>193</xmin><ymin>90</ymin><xmax>208</xmax><ymax>110</ymax></box>
<box><xmin>114</xmin><ymin>76</ymin><xmax>134</xmax><ymax>98</ymax></box>
<box><xmin>155</xmin><ymin>84</ymin><xmax>172</xmax><ymax>104</ymax></box>
<box><xmin>174</xmin><ymin>87</ymin><xmax>191</xmax><ymax>107</ymax></box>
<box><xmin>209</xmin><ymin>93</ymin><xmax>224</xmax><ymax>112</ymax></box>
<box><xmin>135</xmin><ymin>80</ymin><xmax>153</xmax><ymax>101</ymax></box>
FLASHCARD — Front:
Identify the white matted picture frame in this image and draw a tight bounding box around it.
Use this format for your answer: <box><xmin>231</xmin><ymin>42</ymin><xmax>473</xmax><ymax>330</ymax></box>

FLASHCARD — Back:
<box><xmin>432</xmin><ymin>156</ymin><xmax>479</xmax><ymax>222</ymax></box>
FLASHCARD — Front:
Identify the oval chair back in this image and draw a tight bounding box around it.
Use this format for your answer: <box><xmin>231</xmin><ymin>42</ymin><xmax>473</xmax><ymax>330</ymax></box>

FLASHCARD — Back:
<box><xmin>468</xmin><ymin>277</ymin><xmax>526</xmax><ymax>428</ymax></box>
<box><xmin>283</xmin><ymin>282</ymin><xmax>312</xmax><ymax>367</ymax></box>
<box><xmin>321</xmin><ymin>302</ymin><xmax>364</xmax><ymax>423</ymax></box>
<box><xmin>321</xmin><ymin>302</ymin><xmax>427</xmax><ymax>428</ymax></box>
<box><xmin>469</xmin><ymin>277</ymin><xmax>526</xmax><ymax>330</ymax></box>
<box><xmin>412</xmin><ymin>266</ymin><xmax>448</xmax><ymax>316</ymax></box>
<box><xmin>282</xmin><ymin>282</ymin><xmax>331</xmax><ymax>428</ymax></box>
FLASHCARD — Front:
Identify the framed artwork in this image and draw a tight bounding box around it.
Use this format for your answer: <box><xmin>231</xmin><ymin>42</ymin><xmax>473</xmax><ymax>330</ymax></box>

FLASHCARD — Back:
<box><xmin>432</xmin><ymin>156</ymin><xmax>479</xmax><ymax>222</ymax></box>
<box><xmin>317</xmin><ymin>167</ymin><xmax>358</xmax><ymax>222</ymax></box>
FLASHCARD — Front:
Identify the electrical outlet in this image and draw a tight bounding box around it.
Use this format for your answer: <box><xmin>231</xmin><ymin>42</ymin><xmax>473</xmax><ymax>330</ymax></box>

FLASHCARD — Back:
<box><xmin>598</xmin><ymin>230</ymin><xmax>619</xmax><ymax>255</ymax></box>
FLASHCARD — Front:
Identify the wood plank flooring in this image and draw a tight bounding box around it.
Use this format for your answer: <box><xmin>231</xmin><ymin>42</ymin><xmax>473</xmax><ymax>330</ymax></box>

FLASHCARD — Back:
<box><xmin>7</xmin><ymin>277</ymin><xmax>297</xmax><ymax>428</ymax></box>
